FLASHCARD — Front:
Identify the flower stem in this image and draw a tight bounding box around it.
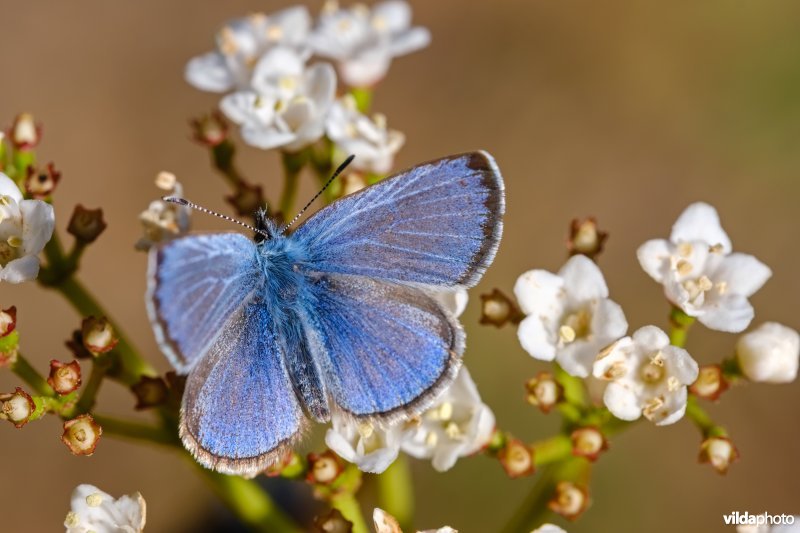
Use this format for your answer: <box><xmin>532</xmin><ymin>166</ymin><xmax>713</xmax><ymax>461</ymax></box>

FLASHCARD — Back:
<box><xmin>279</xmin><ymin>150</ymin><xmax>306</xmax><ymax>222</ymax></box>
<box><xmin>532</xmin><ymin>434</ymin><xmax>573</xmax><ymax>466</ymax></box>
<box><xmin>668</xmin><ymin>306</ymin><xmax>695</xmax><ymax>348</ymax></box>
<box><xmin>69</xmin><ymin>354</ymin><xmax>112</xmax><ymax>416</ymax></box>
<box><xmin>11</xmin><ymin>353</ymin><xmax>54</xmax><ymax>396</ymax></box>
<box><xmin>685</xmin><ymin>396</ymin><xmax>727</xmax><ymax>438</ymax></box>
<box><xmin>376</xmin><ymin>455</ymin><xmax>414</xmax><ymax>531</ymax></box>
<box><xmin>331</xmin><ymin>491</ymin><xmax>369</xmax><ymax>533</ymax></box>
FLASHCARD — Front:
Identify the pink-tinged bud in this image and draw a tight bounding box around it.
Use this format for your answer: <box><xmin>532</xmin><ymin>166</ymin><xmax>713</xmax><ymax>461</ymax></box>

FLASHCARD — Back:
<box><xmin>0</xmin><ymin>306</ymin><xmax>16</xmax><ymax>338</ymax></box>
<box><xmin>65</xmin><ymin>330</ymin><xmax>93</xmax><ymax>359</ymax></box>
<box><xmin>525</xmin><ymin>372</ymin><xmax>563</xmax><ymax>413</ymax></box>
<box><xmin>479</xmin><ymin>288</ymin><xmax>523</xmax><ymax>328</ymax></box>
<box><xmin>81</xmin><ymin>317</ymin><xmax>118</xmax><ymax>355</ymax></box>
<box><xmin>567</xmin><ymin>217</ymin><xmax>608</xmax><ymax>259</ymax></box>
<box><xmin>0</xmin><ymin>388</ymin><xmax>35</xmax><ymax>428</ymax></box>
<box><xmin>61</xmin><ymin>414</ymin><xmax>102</xmax><ymax>456</ymax></box>
<box><xmin>307</xmin><ymin>450</ymin><xmax>344</xmax><ymax>485</ymax></box>
<box><xmin>548</xmin><ymin>481</ymin><xmax>590</xmax><ymax>521</ymax></box>
<box><xmin>699</xmin><ymin>436</ymin><xmax>739</xmax><ymax>475</ymax></box>
<box><xmin>24</xmin><ymin>162</ymin><xmax>61</xmax><ymax>199</ymax></box>
<box><xmin>689</xmin><ymin>365</ymin><xmax>729</xmax><ymax>401</ymax></box>
<box><xmin>190</xmin><ymin>111</ymin><xmax>229</xmax><ymax>147</ymax></box>
<box><xmin>226</xmin><ymin>182</ymin><xmax>266</xmax><ymax>218</ymax></box>
<box><xmin>67</xmin><ymin>205</ymin><xmax>107</xmax><ymax>244</ymax></box>
<box><xmin>498</xmin><ymin>438</ymin><xmax>535</xmax><ymax>478</ymax></box>
<box><xmin>9</xmin><ymin>113</ymin><xmax>41</xmax><ymax>150</ymax></box>
<box><xmin>570</xmin><ymin>427</ymin><xmax>608</xmax><ymax>462</ymax></box>
<box><xmin>314</xmin><ymin>508</ymin><xmax>354</xmax><ymax>533</ymax></box>
<box><xmin>47</xmin><ymin>360</ymin><xmax>82</xmax><ymax>395</ymax></box>
<box><xmin>130</xmin><ymin>376</ymin><xmax>168</xmax><ymax>410</ymax></box>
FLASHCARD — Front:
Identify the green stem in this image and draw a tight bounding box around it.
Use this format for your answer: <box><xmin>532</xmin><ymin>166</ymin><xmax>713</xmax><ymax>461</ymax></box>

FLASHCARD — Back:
<box><xmin>201</xmin><ymin>469</ymin><xmax>303</xmax><ymax>533</ymax></box>
<box><xmin>532</xmin><ymin>434</ymin><xmax>573</xmax><ymax>466</ymax></box>
<box><xmin>11</xmin><ymin>354</ymin><xmax>54</xmax><ymax>396</ymax></box>
<box><xmin>92</xmin><ymin>414</ymin><xmax>180</xmax><ymax>447</ymax></box>
<box><xmin>279</xmin><ymin>151</ymin><xmax>306</xmax><ymax>221</ymax></box>
<box><xmin>377</xmin><ymin>455</ymin><xmax>414</xmax><ymax>531</ymax></box>
<box><xmin>69</xmin><ymin>355</ymin><xmax>111</xmax><ymax>416</ymax></box>
<box><xmin>553</xmin><ymin>363</ymin><xmax>588</xmax><ymax>409</ymax></box>
<box><xmin>669</xmin><ymin>306</ymin><xmax>695</xmax><ymax>348</ymax></box>
<box><xmin>349</xmin><ymin>87</ymin><xmax>373</xmax><ymax>113</ymax></box>
<box><xmin>685</xmin><ymin>396</ymin><xmax>727</xmax><ymax>438</ymax></box>
<box><xmin>331</xmin><ymin>492</ymin><xmax>369</xmax><ymax>533</ymax></box>
<box><xmin>211</xmin><ymin>140</ymin><xmax>248</xmax><ymax>188</ymax></box>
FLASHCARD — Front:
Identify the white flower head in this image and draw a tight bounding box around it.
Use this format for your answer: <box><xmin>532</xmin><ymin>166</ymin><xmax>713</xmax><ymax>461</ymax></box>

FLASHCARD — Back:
<box><xmin>135</xmin><ymin>172</ymin><xmax>190</xmax><ymax>251</ymax></box>
<box><xmin>326</xmin><ymin>412</ymin><xmax>401</xmax><ymax>474</ymax></box>
<box><xmin>310</xmin><ymin>0</ymin><xmax>430</xmax><ymax>87</ymax></box>
<box><xmin>220</xmin><ymin>59</ymin><xmax>336</xmax><ymax>152</ymax></box>
<box><xmin>326</xmin><ymin>95</ymin><xmax>406</xmax><ymax>175</ymax></box>
<box><xmin>0</xmin><ymin>172</ymin><xmax>55</xmax><ymax>283</ymax></box>
<box><xmin>736</xmin><ymin>322</ymin><xmax>799</xmax><ymax>384</ymax></box>
<box><xmin>64</xmin><ymin>484</ymin><xmax>146</xmax><ymax>533</ymax></box>
<box><xmin>593</xmin><ymin>326</ymin><xmax>699</xmax><ymax>426</ymax></box>
<box><xmin>185</xmin><ymin>7</ymin><xmax>312</xmax><ymax>93</ymax></box>
<box><xmin>637</xmin><ymin>202</ymin><xmax>772</xmax><ymax>333</ymax></box>
<box><xmin>401</xmin><ymin>367</ymin><xmax>495</xmax><ymax>472</ymax></box>
<box><xmin>514</xmin><ymin>255</ymin><xmax>628</xmax><ymax>377</ymax></box>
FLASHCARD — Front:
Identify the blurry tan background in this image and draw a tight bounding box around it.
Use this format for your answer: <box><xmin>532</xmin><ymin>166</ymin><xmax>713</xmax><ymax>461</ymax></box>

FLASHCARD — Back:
<box><xmin>2</xmin><ymin>1</ymin><xmax>800</xmax><ymax>531</ymax></box>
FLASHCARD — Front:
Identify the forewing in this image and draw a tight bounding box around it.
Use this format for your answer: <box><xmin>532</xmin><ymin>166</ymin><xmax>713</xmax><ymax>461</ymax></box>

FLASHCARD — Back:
<box><xmin>305</xmin><ymin>273</ymin><xmax>463</xmax><ymax>421</ymax></box>
<box><xmin>293</xmin><ymin>151</ymin><xmax>504</xmax><ymax>288</ymax></box>
<box><xmin>180</xmin><ymin>303</ymin><xmax>306</xmax><ymax>476</ymax></box>
<box><xmin>147</xmin><ymin>233</ymin><xmax>263</xmax><ymax>373</ymax></box>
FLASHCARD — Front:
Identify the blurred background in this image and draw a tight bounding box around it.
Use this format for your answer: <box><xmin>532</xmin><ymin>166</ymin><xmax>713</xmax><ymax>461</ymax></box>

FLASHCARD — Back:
<box><xmin>2</xmin><ymin>1</ymin><xmax>799</xmax><ymax>531</ymax></box>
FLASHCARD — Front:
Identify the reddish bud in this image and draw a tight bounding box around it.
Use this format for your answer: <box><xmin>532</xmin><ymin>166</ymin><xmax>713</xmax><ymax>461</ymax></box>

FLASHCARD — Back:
<box><xmin>479</xmin><ymin>288</ymin><xmax>523</xmax><ymax>327</ymax></box>
<box><xmin>689</xmin><ymin>365</ymin><xmax>729</xmax><ymax>401</ymax></box>
<box><xmin>525</xmin><ymin>372</ymin><xmax>563</xmax><ymax>413</ymax></box>
<box><xmin>47</xmin><ymin>360</ymin><xmax>82</xmax><ymax>395</ymax></box>
<box><xmin>24</xmin><ymin>162</ymin><xmax>61</xmax><ymax>199</ymax></box>
<box><xmin>81</xmin><ymin>317</ymin><xmax>118</xmax><ymax>355</ymax></box>
<box><xmin>130</xmin><ymin>375</ymin><xmax>168</xmax><ymax>410</ymax></box>
<box><xmin>0</xmin><ymin>306</ymin><xmax>16</xmax><ymax>338</ymax></box>
<box><xmin>567</xmin><ymin>217</ymin><xmax>608</xmax><ymax>259</ymax></box>
<box><xmin>570</xmin><ymin>427</ymin><xmax>608</xmax><ymax>462</ymax></box>
<box><xmin>498</xmin><ymin>438</ymin><xmax>535</xmax><ymax>478</ymax></box>
<box><xmin>190</xmin><ymin>111</ymin><xmax>229</xmax><ymax>147</ymax></box>
<box><xmin>0</xmin><ymin>388</ymin><xmax>35</xmax><ymax>428</ymax></box>
<box><xmin>307</xmin><ymin>450</ymin><xmax>344</xmax><ymax>485</ymax></box>
<box><xmin>67</xmin><ymin>205</ymin><xmax>107</xmax><ymax>244</ymax></box>
<box><xmin>548</xmin><ymin>481</ymin><xmax>590</xmax><ymax>521</ymax></box>
<box><xmin>699</xmin><ymin>436</ymin><xmax>739</xmax><ymax>474</ymax></box>
<box><xmin>9</xmin><ymin>113</ymin><xmax>41</xmax><ymax>150</ymax></box>
<box><xmin>61</xmin><ymin>414</ymin><xmax>102</xmax><ymax>456</ymax></box>
<box><xmin>313</xmin><ymin>508</ymin><xmax>353</xmax><ymax>533</ymax></box>
<box><xmin>66</xmin><ymin>330</ymin><xmax>93</xmax><ymax>359</ymax></box>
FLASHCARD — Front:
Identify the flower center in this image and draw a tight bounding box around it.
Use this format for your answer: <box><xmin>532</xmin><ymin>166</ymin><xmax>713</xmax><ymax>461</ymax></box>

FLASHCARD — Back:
<box><xmin>682</xmin><ymin>275</ymin><xmax>713</xmax><ymax>304</ymax></box>
<box><xmin>0</xmin><ymin>239</ymin><xmax>20</xmax><ymax>267</ymax></box>
<box><xmin>559</xmin><ymin>308</ymin><xmax>590</xmax><ymax>344</ymax></box>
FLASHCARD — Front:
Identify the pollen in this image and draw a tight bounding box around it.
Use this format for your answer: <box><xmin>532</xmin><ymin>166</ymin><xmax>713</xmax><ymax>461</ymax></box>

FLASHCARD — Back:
<box><xmin>266</xmin><ymin>25</ymin><xmax>284</xmax><ymax>41</ymax></box>
<box><xmin>86</xmin><ymin>493</ymin><xmax>103</xmax><ymax>507</ymax></box>
<box><xmin>650</xmin><ymin>351</ymin><xmax>665</xmax><ymax>366</ymax></box>
<box><xmin>559</xmin><ymin>325</ymin><xmax>576</xmax><ymax>344</ymax></box>
<box><xmin>7</xmin><ymin>235</ymin><xmax>22</xmax><ymax>248</ymax></box>
<box><xmin>643</xmin><ymin>396</ymin><xmax>664</xmax><ymax>418</ymax></box>
<box><xmin>425</xmin><ymin>431</ymin><xmax>438</xmax><ymax>447</ymax></box>
<box><xmin>716</xmin><ymin>281</ymin><xmax>728</xmax><ymax>295</ymax></box>
<box><xmin>667</xmin><ymin>376</ymin><xmax>680</xmax><ymax>392</ymax></box>
<box><xmin>677</xmin><ymin>242</ymin><xmax>693</xmax><ymax>257</ymax></box>
<box><xmin>676</xmin><ymin>259</ymin><xmax>693</xmax><ymax>276</ymax></box>
<box><xmin>444</xmin><ymin>421</ymin><xmax>462</xmax><ymax>440</ymax></box>
<box><xmin>64</xmin><ymin>512</ymin><xmax>80</xmax><ymax>527</ymax></box>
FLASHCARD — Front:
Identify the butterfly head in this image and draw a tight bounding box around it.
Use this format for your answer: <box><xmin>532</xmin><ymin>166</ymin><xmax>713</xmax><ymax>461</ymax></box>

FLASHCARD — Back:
<box><xmin>253</xmin><ymin>208</ymin><xmax>280</xmax><ymax>243</ymax></box>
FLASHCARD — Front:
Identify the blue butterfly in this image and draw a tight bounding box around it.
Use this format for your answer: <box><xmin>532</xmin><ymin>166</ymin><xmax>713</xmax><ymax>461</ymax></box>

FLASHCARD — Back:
<box><xmin>146</xmin><ymin>152</ymin><xmax>504</xmax><ymax>476</ymax></box>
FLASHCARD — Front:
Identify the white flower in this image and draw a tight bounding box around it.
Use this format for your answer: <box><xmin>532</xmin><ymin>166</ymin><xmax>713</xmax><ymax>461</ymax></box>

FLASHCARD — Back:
<box><xmin>326</xmin><ymin>412</ymin><xmax>401</xmax><ymax>473</ymax></box>
<box><xmin>220</xmin><ymin>58</ymin><xmax>336</xmax><ymax>152</ymax></box>
<box><xmin>135</xmin><ymin>172</ymin><xmax>190</xmax><ymax>251</ymax></box>
<box><xmin>637</xmin><ymin>202</ymin><xmax>771</xmax><ymax>333</ymax></box>
<box><xmin>185</xmin><ymin>7</ymin><xmax>311</xmax><ymax>93</ymax></box>
<box><xmin>326</xmin><ymin>95</ymin><xmax>405</xmax><ymax>174</ymax></box>
<box><xmin>736</xmin><ymin>322</ymin><xmax>799</xmax><ymax>384</ymax></box>
<box><xmin>593</xmin><ymin>326</ymin><xmax>699</xmax><ymax>426</ymax></box>
<box><xmin>532</xmin><ymin>525</ymin><xmax>568</xmax><ymax>533</ymax></box>
<box><xmin>373</xmin><ymin>508</ymin><xmax>457</xmax><ymax>533</ymax></box>
<box><xmin>0</xmin><ymin>172</ymin><xmax>55</xmax><ymax>283</ymax></box>
<box><xmin>64</xmin><ymin>484</ymin><xmax>146</xmax><ymax>533</ymax></box>
<box><xmin>309</xmin><ymin>0</ymin><xmax>430</xmax><ymax>87</ymax></box>
<box><xmin>514</xmin><ymin>255</ymin><xmax>628</xmax><ymax>377</ymax></box>
<box><xmin>400</xmin><ymin>367</ymin><xmax>495</xmax><ymax>472</ymax></box>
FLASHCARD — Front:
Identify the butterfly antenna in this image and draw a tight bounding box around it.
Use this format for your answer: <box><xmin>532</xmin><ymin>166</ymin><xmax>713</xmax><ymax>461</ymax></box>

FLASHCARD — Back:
<box><xmin>280</xmin><ymin>154</ymin><xmax>355</xmax><ymax>234</ymax></box>
<box><xmin>163</xmin><ymin>197</ymin><xmax>271</xmax><ymax>240</ymax></box>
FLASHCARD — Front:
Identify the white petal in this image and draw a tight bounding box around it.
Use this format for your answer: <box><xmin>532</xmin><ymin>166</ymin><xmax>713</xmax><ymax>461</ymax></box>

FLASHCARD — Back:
<box><xmin>0</xmin><ymin>173</ymin><xmax>23</xmax><ymax>202</ymax></box>
<box><xmin>1</xmin><ymin>255</ymin><xmax>40</xmax><ymax>283</ymax></box>
<box><xmin>373</xmin><ymin>1</ymin><xmax>412</xmax><ymax>32</ymax></box>
<box><xmin>430</xmin><ymin>442</ymin><xmax>464</xmax><ymax>472</ymax></box>
<box><xmin>558</xmin><ymin>254</ymin><xmax>609</xmax><ymax>302</ymax></box>
<box><xmin>19</xmin><ymin>199</ymin><xmax>55</xmax><ymax>255</ymax></box>
<box><xmin>325</xmin><ymin>426</ymin><xmax>358</xmax><ymax>463</ymax></box>
<box><xmin>631</xmin><ymin>326</ymin><xmax>670</xmax><ymax>352</ymax></box>
<box><xmin>517</xmin><ymin>315</ymin><xmax>557</xmax><ymax>361</ymax></box>
<box><xmin>185</xmin><ymin>52</ymin><xmax>234</xmax><ymax>93</ymax></box>
<box><xmin>388</xmin><ymin>27</ymin><xmax>431</xmax><ymax>57</ymax></box>
<box><xmin>710</xmin><ymin>253</ymin><xmax>772</xmax><ymax>297</ymax></box>
<box><xmin>240</xmin><ymin>124</ymin><xmax>296</xmax><ymax>150</ymax></box>
<box><xmin>251</xmin><ymin>47</ymin><xmax>306</xmax><ymax>93</ymax></box>
<box><xmin>698</xmin><ymin>294</ymin><xmax>754</xmax><ymax>333</ymax></box>
<box><xmin>663</xmin><ymin>346</ymin><xmax>699</xmax><ymax>384</ymax></box>
<box><xmin>603</xmin><ymin>382</ymin><xmax>642</xmax><ymax>421</ymax></box>
<box><xmin>556</xmin><ymin>340</ymin><xmax>603</xmax><ymax>378</ymax></box>
<box><xmin>591</xmin><ymin>298</ymin><xmax>629</xmax><ymax>341</ymax></box>
<box><xmin>513</xmin><ymin>269</ymin><xmax>564</xmax><ymax>317</ymax></box>
<box><xmin>340</xmin><ymin>53</ymin><xmax>392</xmax><ymax>87</ymax></box>
<box><xmin>305</xmin><ymin>62</ymin><xmax>338</xmax><ymax>108</ymax></box>
<box><xmin>461</xmin><ymin>403</ymin><xmax>495</xmax><ymax>456</ymax></box>
<box><xmin>431</xmin><ymin>288</ymin><xmax>468</xmax><ymax>317</ymax></box>
<box><xmin>219</xmin><ymin>91</ymin><xmax>274</xmax><ymax>125</ymax></box>
<box><xmin>271</xmin><ymin>6</ymin><xmax>312</xmax><ymax>45</ymax></box>
<box><xmin>636</xmin><ymin>239</ymin><xmax>672</xmax><ymax>283</ymax></box>
<box><xmin>592</xmin><ymin>336</ymin><xmax>633</xmax><ymax>380</ymax></box>
<box><xmin>670</xmin><ymin>202</ymin><xmax>731</xmax><ymax>252</ymax></box>
<box><xmin>654</xmin><ymin>387</ymin><xmax>688</xmax><ymax>426</ymax></box>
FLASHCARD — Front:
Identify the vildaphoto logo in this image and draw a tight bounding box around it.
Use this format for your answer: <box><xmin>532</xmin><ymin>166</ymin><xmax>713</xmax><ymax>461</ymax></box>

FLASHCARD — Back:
<box><xmin>723</xmin><ymin>511</ymin><xmax>795</xmax><ymax>526</ymax></box>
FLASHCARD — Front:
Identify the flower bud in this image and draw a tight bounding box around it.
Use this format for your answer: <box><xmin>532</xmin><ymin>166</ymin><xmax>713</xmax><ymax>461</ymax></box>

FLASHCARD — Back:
<box><xmin>9</xmin><ymin>113</ymin><xmax>41</xmax><ymax>150</ymax></box>
<box><xmin>736</xmin><ymin>322</ymin><xmax>799</xmax><ymax>383</ymax></box>
<box><xmin>67</xmin><ymin>205</ymin><xmax>107</xmax><ymax>244</ymax></box>
<box><xmin>689</xmin><ymin>364</ymin><xmax>728</xmax><ymax>401</ymax></box>
<box><xmin>47</xmin><ymin>360</ymin><xmax>82</xmax><ymax>395</ymax></box>
<box><xmin>190</xmin><ymin>111</ymin><xmax>229</xmax><ymax>147</ymax></box>
<box><xmin>498</xmin><ymin>438</ymin><xmax>535</xmax><ymax>478</ymax></box>
<box><xmin>570</xmin><ymin>427</ymin><xmax>608</xmax><ymax>461</ymax></box>
<box><xmin>525</xmin><ymin>372</ymin><xmax>563</xmax><ymax>413</ymax></box>
<box><xmin>0</xmin><ymin>306</ymin><xmax>16</xmax><ymax>338</ymax></box>
<box><xmin>81</xmin><ymin>317</ymin><xmax>118</xmax><ymax>355</ymax></box>
<box><xmin>62</xmin><ymin>414</ymin><xmax>102</xmax><ymax>455</ymax></box>
<box><xmin>567</xmin><ymin>217</ymin><xmax>607</xmax><ymax>259</ymax></box>
<box><xmin>699</xmin><ymin>436</ymin><xmax>739</xmax><ymax>474</ymax></box>
<box><xmin>307</xmin><ymin>450</ymin><xmax>344</xmax><ymax>485</ymax></box>
<box><xmin>548</xmin><ymin>481</ymin><xmax>589</xmax><ymax>520</ymax></box>
<box><xmin>226</xmin><ymin>182</ymin><xmax>266</xmax><ymax>218</ymax></box>
<box><xmin>24</xmin><ymin>162</ymin><xmax>61</xmax><ymax>199</ymax></box>
<box><xmin>479</xmin><ymin>288</ymin><xmax>522</xmax><ymax>328</ymax></box>
<box><xmin>314</xmin><ymin>508</ymin><xmax>353</xmax><ymax>533</ymax></box>
<box><xmin>65</xmin><ymin>330</ymin><xmax>93</xmax><ymax>359</ymax></box>
<box><xmin>0</xmin><ymin>388</ymin><xmax>35</xmax><ymax>428</ymax></box>
<box><xmin>373</xmin><ymin>508</ymin><xmax>402</xmax><ymax>533</ymax></box>
<box><xmin>130</xmin><ymin>375</ymin><xmax>168</xmax><ymax>410</ymax></box>
<box><xmin>165</xmin><ymin>371</ymin><xmax>187</xmax><ymax>397</ymax></box>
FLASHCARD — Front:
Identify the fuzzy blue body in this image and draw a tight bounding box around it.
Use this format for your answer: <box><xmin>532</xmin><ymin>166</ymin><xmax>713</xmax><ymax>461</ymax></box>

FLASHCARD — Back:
<box><xmin>147</xmin><ymin>152</ymin><xmax>505</xmax><ymax>475</ymax></box>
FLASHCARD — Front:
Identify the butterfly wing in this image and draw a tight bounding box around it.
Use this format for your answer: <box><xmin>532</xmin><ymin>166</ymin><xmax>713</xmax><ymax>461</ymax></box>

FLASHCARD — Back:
<box><xmin>293</xmin><ymin>151</ymin><xmax>504</xmax><ymax>288</ymax></box>
<box><xmin>303</xmin><ymin>273</ymin><xmax>463</xmax><ymax>421</ymax></box>
<box><xmin>180</xmin><ymin>303</ymin><xmax>306</xmax><ymax>476</ymax></box>
<box><xmin>147</xmin><ymin>233</ymin><xmax>264</xmax><ymax>373</ymax></box>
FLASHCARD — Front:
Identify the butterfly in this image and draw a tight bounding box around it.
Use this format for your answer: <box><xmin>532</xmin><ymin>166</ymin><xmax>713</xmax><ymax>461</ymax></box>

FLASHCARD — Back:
<box><xmin>146</xmin><ymin>151</ymin><xmax>505</xmax><ymax>476</ymax></box>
